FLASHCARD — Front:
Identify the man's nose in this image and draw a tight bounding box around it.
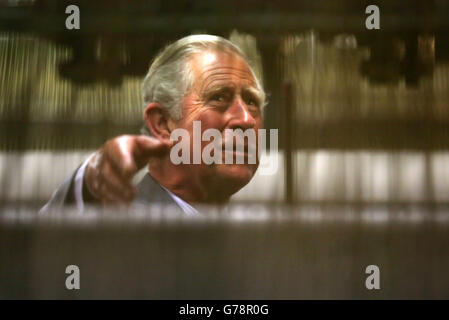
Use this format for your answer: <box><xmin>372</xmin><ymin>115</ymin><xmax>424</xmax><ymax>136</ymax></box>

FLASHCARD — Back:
<box><xmin>226</xmin><ymin>97</ymin><xmax>256</xmax><ymax>130</ymax></box>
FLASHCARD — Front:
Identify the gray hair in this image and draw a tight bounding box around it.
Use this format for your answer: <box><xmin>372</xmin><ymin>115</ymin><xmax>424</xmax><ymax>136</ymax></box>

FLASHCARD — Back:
<box><xmin>141</xmin><ymin>34</ymin><xmax>265</xmax><ymax>133</ymax></box>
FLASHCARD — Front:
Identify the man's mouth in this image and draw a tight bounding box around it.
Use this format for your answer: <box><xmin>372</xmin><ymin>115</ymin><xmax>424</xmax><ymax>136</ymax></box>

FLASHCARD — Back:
<box><xmin>221</xmin><ymin>143</ymin><xmax>259</xmax><ymax>164</ymax></box>
<box><xmin>223</xmin><ymin>144</ymin><xmax>249</xmax><ymax>154</ymax></box>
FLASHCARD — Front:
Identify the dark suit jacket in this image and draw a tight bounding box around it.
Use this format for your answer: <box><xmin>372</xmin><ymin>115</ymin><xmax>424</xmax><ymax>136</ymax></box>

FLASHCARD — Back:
<box><xmin>39</xmin><ymin>168</ymin><xmax>182</xmax><ymax>214</ymax></box>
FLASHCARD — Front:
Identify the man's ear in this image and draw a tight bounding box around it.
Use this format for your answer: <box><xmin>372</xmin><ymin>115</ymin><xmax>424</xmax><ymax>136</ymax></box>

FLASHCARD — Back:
<box><xmin>144</xmin><ymin>103</ymin><xmax>174</xmax><ymax>141</ymax></box>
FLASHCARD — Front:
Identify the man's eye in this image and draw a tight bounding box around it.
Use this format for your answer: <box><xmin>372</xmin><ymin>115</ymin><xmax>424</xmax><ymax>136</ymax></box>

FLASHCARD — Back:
<box><xmin>210</xmin><ymin>93</ymin><xmax>227</xmax><ymax>102</ymax></box>
<box><xmin>247</xmin><ymin>99</ymin><xmax>257</xmax><ymax>106</ymax></box>
<box><xmin>245</xmin><ymin>97</ymin><xmax>259</xmax><ymax>107</ymax></box>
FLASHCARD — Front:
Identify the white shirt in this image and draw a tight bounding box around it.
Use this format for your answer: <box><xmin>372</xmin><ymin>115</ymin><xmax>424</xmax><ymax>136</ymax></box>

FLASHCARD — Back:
<box><xmin>74</xmin><ymin>156</ymin><xmax>198</xmax><ymax>215</ymax></box>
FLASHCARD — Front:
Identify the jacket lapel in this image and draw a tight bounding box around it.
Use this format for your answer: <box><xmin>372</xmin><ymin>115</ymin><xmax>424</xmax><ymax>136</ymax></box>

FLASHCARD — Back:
<box><xmin>134</xmin><ymin>173</ymin><xmax>183</xmax><ymax>212</ymax></box>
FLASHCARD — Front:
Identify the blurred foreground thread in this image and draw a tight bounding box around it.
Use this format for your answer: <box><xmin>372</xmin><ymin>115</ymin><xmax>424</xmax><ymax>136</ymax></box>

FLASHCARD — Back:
<box><xmin>1</xmin><ymin>205</ymin><xmax>448</xmax><ymax>225</ymax></box>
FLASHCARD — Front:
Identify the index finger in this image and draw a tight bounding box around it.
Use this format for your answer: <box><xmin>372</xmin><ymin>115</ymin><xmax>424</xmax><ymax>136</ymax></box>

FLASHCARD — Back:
<box><xmin>133</xmin><ymin>135</ymin><xmax>172</xmax><ymax>168</ymax></box>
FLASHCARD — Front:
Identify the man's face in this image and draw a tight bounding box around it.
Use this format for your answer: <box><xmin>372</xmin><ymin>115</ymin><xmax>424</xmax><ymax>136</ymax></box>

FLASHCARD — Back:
<box><xmin>175</xmin><ymin>50</ymin><xmax>264</xmax><ymax>197</ymax></box>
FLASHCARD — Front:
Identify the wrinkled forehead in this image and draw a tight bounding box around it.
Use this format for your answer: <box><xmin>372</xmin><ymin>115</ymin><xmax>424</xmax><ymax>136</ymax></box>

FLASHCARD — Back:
<box><xmin>189</xmin><ymin>50</ymin><xmax>258</xmax><ymax>91</ymax></box>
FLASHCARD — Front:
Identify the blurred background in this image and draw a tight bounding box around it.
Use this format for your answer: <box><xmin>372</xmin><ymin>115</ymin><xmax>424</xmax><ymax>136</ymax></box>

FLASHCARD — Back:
<box><xmin>0</xmin><ymin>0</ymin><xmax>449</xmax><ymax>299</ymax></box>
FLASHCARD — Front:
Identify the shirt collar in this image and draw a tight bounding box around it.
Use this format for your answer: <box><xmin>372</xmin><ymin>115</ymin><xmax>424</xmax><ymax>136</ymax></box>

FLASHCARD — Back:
<box><xmin>160</xmin><ymin>185</ymin><xmax>199</xmax><ymax>215</ymax></box>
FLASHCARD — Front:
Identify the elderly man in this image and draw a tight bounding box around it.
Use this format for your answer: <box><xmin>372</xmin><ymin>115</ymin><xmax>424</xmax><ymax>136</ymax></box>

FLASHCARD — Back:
<box><xmin>40</xmin><ymin>34</ymin><xmax>266</xmax><ymax>214</ymax></box>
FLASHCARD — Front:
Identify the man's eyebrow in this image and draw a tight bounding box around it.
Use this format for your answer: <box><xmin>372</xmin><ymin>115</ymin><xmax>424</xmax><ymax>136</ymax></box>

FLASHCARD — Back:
<box><xmin>201</xmin><ymin>81</ymin><xmax>264</xmax><ymax>105</ymax></box>
<box><xmin>243</xmin><ymin>86</ymin><xmax>264</xmax><ymax>105</ymax></box>
<box><xmin>203</xmin><ymin>85</ymin><xmax>263</xmax><ymax>104</ymax></box>
<box><xmin>202</xmin><ymin>84</ymin><xmax>235</xmax><ymax>97</ymax></box>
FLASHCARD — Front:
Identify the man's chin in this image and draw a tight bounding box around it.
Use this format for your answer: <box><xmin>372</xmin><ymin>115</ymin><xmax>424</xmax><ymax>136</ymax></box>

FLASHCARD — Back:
<box><xmin>213</xmin><ymin>163</ymin><xmax>257</xmax><ymax>194</ymax></box>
